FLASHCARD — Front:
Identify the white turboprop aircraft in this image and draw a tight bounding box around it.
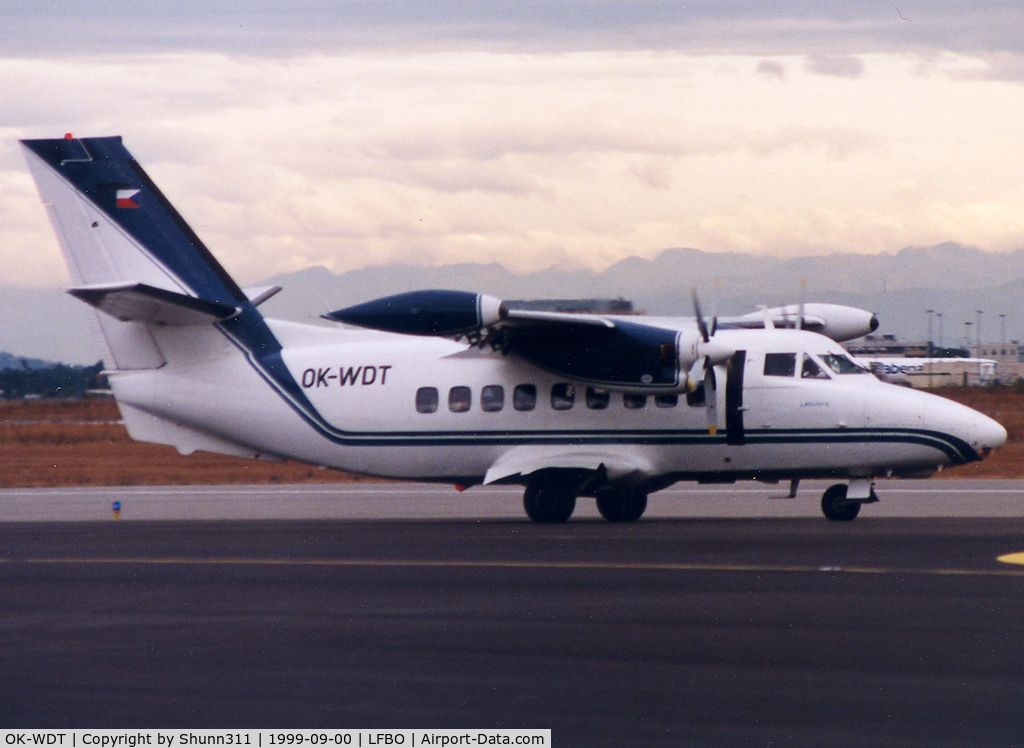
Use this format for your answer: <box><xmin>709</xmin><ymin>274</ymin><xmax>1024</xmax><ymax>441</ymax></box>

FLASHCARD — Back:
<box><xmin>21</xmin><ymin>135</ymin><xmax>1007</xmax><ymax>522</ymax></box>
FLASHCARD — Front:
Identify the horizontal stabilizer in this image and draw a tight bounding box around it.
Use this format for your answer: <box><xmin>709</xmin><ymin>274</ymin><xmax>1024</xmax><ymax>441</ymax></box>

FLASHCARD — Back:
<box><xmin>244</xmin><ymin>285</ymin><xmax>283</xmax><ymax>307</ymax></box>
<box><xmin>68</xmin><ymin>282</ymin><xmax>239</xmax><ymax>325</ymax></box>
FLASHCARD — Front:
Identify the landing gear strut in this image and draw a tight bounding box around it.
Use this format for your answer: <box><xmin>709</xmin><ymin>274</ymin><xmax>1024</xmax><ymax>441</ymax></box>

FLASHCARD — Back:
<box><xmin>821</xmin><ymin>484</ymin><xmax>861</xmax><ymax>522</ymax></box>
<box><xmin>595</xmin><ymin>485</ymin><xmax>648</xmax><ymax>522</ymax></box>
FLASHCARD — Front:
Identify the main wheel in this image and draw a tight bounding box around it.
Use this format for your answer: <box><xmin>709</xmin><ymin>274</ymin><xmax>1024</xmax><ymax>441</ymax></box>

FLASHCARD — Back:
<box><xmin>596</xmin><ymin>486</ymin><xmax>648</xmax><ymax>522</ymax></box>
<box><xmin>523</xmin><ymin>482</ymin><xmax>577</xmax><ymax>523</ymax></box>
<box><xmin>821</xmin><ymin>484</ymin><xmax>861</xmax><ymax>522</ymax></box>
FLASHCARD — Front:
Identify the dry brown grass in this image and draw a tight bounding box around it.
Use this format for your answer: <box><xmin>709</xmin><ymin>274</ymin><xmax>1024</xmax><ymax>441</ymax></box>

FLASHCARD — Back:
<box><xmin>0</xmin><ymin>396</ymin><xmax>368</xmax><ymax>488</ymax></box>
<box><xmin>0</xmin><ymin>390</ymin><xmax>1021</xmax><ymax>487</ymax></box>
<box><xmin>928</xmin><ymin>387</ymin><xmax>1024</xmax><ymax>479</ymax></box>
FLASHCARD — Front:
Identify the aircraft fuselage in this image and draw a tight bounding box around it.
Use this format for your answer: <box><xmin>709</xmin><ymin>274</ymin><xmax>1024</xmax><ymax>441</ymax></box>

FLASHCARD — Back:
<box><xmin>109</xmin><ymin>321</ymin><xmax>1000</xmax><ymax>490</ymax></box>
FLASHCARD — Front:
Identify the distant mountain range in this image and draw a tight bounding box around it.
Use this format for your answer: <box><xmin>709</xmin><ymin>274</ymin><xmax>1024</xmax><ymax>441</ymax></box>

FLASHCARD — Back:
<box><xmin>0</xmin><ymin>352</ymin><xmax>53</xmax><ymax>370</ymax></box>
<box><xmin>5</xmin><ymin>242</ymin><xmax>1024</xmax><ymax>364</ymax></box>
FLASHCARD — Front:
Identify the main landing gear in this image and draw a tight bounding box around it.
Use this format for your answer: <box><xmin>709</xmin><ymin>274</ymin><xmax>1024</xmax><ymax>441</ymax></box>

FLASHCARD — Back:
<box><xmin>820</xmin><ymin>481</ymin><xmax>878</xmax><ymax>522</ymax></box>
<box><xmin>595</xmin><ymin>485</ymin><xmax>648</xmax><ymax>523</ymax></box>
<box><xmin>521</xmin><ymin>475</ymin><xmax>878</xmax><ymax>523</ymax></box>
<box><xmin>522</xmin><ymin>474</ymin><xmax>649</xmax><ymax>523</ymax></box>
<box><xmin>522</xmin><ymin>480</ymin><xmax>577</xmax><ymax>524</ymax></box>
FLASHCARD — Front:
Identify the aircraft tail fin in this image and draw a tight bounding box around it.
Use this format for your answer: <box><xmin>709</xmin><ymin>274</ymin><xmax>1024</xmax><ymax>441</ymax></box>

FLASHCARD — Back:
<box><xmin>21</xmin><ymin>135</ymin><xmax>253</xmax><ymax>370</ymax></box>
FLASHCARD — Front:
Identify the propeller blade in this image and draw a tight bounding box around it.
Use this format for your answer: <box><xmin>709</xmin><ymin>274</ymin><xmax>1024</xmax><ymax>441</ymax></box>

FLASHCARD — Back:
<box><xmin>705</xmin><ymin>363</ymin><xmax>718</xmax><ymax>435</ymax></box>
<box><xmin>685</xmin><ymin>357</ymin><xmax>706</xmax><ymax>405</ymax></box>
<box><xmin>797</xmin><ymin>277</ymin><xmax>806</xmax><ymax>330</ymax></box>
<box><xmin>692</xmin><ymin>289</ymin><xmax>710</xmax><ymax>343</ymax></box>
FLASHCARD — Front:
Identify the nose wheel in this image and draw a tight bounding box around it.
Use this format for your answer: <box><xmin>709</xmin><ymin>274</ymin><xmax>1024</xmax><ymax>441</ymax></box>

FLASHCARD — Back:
<box><xmin>821</xmin><ymin>484</ymin><xmax>862</xmax><ymax>522</ymax></box>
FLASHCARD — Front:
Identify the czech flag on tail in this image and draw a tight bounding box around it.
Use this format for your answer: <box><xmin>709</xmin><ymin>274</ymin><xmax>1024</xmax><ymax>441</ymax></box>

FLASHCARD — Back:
<box><xmin>116</xmin><ymin>188</ymin><xmax>141</xmax><ymax>208</ymax></box>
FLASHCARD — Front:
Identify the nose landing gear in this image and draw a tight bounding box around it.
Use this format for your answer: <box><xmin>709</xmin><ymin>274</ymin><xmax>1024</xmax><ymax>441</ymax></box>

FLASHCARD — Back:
<box><xmin>821</xmin><ymin>480</ymin><xmax>878</xmax><ymax>522</ymax></box>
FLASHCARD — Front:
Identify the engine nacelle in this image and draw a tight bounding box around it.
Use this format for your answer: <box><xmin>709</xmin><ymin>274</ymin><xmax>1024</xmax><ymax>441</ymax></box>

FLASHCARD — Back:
<box><xmin>325</xmin><ymin>290</ymin><xmax>504</xmax><ymax>336</ymax></box>
<box><xmin>726</xmin><ymin>303</ymin><xmax>879</xmax><ymax>342</ymax></box>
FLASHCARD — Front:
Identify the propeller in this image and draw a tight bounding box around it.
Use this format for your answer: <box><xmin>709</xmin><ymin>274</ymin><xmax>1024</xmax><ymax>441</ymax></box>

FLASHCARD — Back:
<box><xmin>691</xmin><ymin>290</ymin><xmax>723</xmax><ymax>435</ymax></box>
<box><xmin>704</xmin><ymin>364</ymin><xmax>718</xmax><ymax>435</ymax></box>
<box><xmin>692</xmin><ymin>289</ymin><xmax>718</xmax><ymax>343</ymax></box>
<box><xmin>797</xmin><ymin>276</ymin><xmax>806</xmax><ymax>330</ymax></box>
<box><xmin>693</xmin><ymin>290</ymin><xmax>710</xmax><ymax>343</ymax></box>
<box><xmin>777</xmin><ymin>277</ymin><xmax>807</xmax><ymax>331</ymax></box>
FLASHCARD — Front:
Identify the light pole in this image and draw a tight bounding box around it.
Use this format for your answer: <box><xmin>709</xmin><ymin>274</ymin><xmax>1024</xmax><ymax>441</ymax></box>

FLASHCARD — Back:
<box><xmin>937</xmin><ymin>312</ymin><xmax>944</xmax><ymax>352</ymax></box>
<box><xmin>976</xmin><ymin>309</ymin><xmax>983</xmax><ymax>349</ymax></box>
<box><xmin>926</xmin><ymin>309</ymin><xmax>934</xmax><ymax>387</ymax></box>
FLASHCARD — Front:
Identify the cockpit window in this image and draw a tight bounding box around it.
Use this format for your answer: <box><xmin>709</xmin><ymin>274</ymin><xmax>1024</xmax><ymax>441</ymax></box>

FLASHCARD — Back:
<box><xmin>764</xmin><ymin>352</ymin><xmax>797</xmax><ymax>377</ymax></box>
<box><xmin>801</xmin><ymin>354</ymin><xmax>830</xmax><ymax>379</ymax></box>
<box><xmin>819</xmin><ymin>353</ymin><xmax>869</xmax><ymax>375</ymax></box>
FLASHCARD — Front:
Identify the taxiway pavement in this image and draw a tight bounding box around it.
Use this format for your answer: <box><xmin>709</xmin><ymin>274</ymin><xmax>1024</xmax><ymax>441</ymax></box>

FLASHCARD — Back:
<box><xmin>2</xmin><ymin>482</ymin><xmax>1024</xmax><ymax>746</ymax></box>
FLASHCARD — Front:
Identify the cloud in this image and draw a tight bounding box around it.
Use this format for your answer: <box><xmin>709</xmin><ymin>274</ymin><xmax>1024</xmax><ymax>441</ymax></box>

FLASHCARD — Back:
<box><xmin>806</xmin><ymin>54</ymin><xmax>865</xmax><ymax>78</ymax></box>
<box><xmin>958</xmin><ymin>52</ymin><xmax>1024</xmax><ymax>81</ymax></box>
<box><xmin>5</xmin><ymin>10</ymin><xmax>1024</xmax><ymax>288</ymax></box>
<box><xmin>757</xmin><ymin>60</ymin><xmax>786</xmax><ymax>78</ymax></box>
<box><xmin>7</xmin><ymin>2</ymin><xmax>1024</xmax><ymax>58</ymax></box>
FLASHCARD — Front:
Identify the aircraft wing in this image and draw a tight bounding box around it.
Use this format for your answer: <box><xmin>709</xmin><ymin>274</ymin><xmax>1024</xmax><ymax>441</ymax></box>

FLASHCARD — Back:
<box><xmin>324</xmin><ymin>289</ymin><xmax>878</xmax><ymax>392</ymax></box>
<box><xmin>324</xmin><ymin>290</ymin><xmax>722</xmax><ymax>392</ymax></box>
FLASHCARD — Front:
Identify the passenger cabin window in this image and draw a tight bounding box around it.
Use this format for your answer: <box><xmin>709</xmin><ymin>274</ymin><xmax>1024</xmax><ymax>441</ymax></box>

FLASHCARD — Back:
<box><xmin>551</xmin><ymin>383</ymin><xmax>575</xmax><ymax>410</ymax></box>
<box><xmin>623</xmin><ymin>393</ymin><xmax>647</xmax><ymax>409</ymax></box>
<box><xmin>481</xmin><ymin>385</ymin><xmax>504</xmax><ymax>412</ymax></box>
<box><xmin>513</xmin><ymin>384</ymin><xmax>537</xmax><ymax>411</ymax></box>
<box><xmin>801</xmin><ymin>354</ymin><xmax>830</xmax><ymax>379</ymax></box>
<box><xmin>416</xmin><ymin>387</ymin><xmax>439</xmax><ymax>414</ymax></box>
<box><xmin>819</xmin><ymin>353</ymin><xmax>869</xmax><ymax>375</ymax></box>
<box><xmin>449</xmin><ymin>386</ymin><xmax>472</xmax><ymax>412</ymax></box>
<box><xmin>764</xmin><ymin>352</ymin><xmax>797</xmax><ymax>377</ymax></box>
<box><xmin>586</xmin><ymin>387</ymin><xmax>610</xmax><ymax>410</ymax></box>
<box><xmin>655</xmin><ymin>394</ymin><xmax>678</xmax><ymax>408</ymax></box>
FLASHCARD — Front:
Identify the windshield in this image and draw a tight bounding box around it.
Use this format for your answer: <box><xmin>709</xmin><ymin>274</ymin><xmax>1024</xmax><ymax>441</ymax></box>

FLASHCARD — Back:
<box><xmin>819</xmin><ymin>353</ymin><xmax>870</xmax><ymax>375</ymax></box>
<box><xmin>802</xmin><ymin>354</ymin><xmax>829</xmax><ymax>379</ymax></box>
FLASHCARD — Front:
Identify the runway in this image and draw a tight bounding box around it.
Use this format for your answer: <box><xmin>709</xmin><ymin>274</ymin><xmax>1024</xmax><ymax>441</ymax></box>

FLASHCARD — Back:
<box><xmin>2</xmin><ymin>482</ymin><xmax>1024</xmax><ymax>746</ymax></box>
<box><xmin>4</xmin><ymin>478</ymin><xmax>1024</xmax><ymax>522</ymax></box>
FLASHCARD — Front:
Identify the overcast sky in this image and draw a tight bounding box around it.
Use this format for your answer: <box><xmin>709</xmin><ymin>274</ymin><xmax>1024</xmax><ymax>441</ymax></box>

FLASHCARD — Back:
<box><xmin>4</xmin><ymin>1</ymin><xmax>1024</xmax><ymax>287</ymax></box>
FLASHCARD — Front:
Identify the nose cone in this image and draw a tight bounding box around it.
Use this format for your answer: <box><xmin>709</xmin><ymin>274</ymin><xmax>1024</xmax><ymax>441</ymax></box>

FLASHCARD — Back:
<box><xmin>927</xmin><ymin>397</ymin><xmax>1007</xmax><ymax>461</ymax></box>
<box><xmin>970</xmin><ymin>412</ymin><xmax>1008</xmax><ymax>458</ymax></box>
